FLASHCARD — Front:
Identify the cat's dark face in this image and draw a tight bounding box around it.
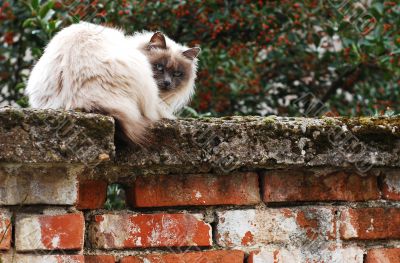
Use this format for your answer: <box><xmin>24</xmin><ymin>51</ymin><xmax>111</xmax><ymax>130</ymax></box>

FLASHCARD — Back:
<box><xmin>150</xmin><ymin>55</ymin><xmax>191</xmax><ymax>92</ymax></box>
<box><xmin>145</xmin><ymin>32</ymin><xmax>200</xmax><ymax>95</ymax></box>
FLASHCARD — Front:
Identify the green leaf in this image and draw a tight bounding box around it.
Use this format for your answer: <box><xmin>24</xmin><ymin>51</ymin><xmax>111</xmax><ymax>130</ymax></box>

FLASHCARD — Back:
<box><xmin>22</xmin><ymin>18</ymin><xmax>37</xmax><ymax>28</ymax></box>
<box><xmin>55</xmin><ymin>20</ymin><xmax>63</xmax><ymax>29</ymax></box>
<box><xmin>43</xmin><ymin>9</ymin><xmax>55</xmax><ymax>22</ymax></box>
<box><xmin>71</xmin><ymin>15</ymin><xmax>81</xmax><ymax>23</ymax></box>
<box><xmin>31</xmin><ymin>47</ymin><xmax>43</xmax><ymax>58</ymax></box>
<box><xmin>31</xmin><ymin>0</ymin><xmax>39</xmax><ymax>11</ymax></box>
<box><xmin>15</xmin><ymin>83</ymin><xmax>26</xmax><ymax>91</ymax></box>
<box><xmin>179</xmin><ymin>106</ymin><xmax>199</xmax><ymax>118</ymax></box>
<box><xmin>372</xmin><ymin>2</ymin><xmax>384</xmax><ymax>16</ymax></box>
<box><xmin>39</xmin><ymin>1</ymin><xmax>54</xmax><ymax>18</ymax></box>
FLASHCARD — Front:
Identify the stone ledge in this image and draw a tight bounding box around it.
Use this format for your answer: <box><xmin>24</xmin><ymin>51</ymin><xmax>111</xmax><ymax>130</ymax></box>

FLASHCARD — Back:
<box><xmin>0</xmin><ymin>107</ymin><xmax>115</xmax><ymax>163</ymax></box>
<box><xmin>1</xmin><ymin>108</ymin><xmax>399</xmax><ymax>173</ymax></box>
<box><xmin>118</xmin><ymin>115</ymin><xmax>400</xmax><ymax>173</ymax></box>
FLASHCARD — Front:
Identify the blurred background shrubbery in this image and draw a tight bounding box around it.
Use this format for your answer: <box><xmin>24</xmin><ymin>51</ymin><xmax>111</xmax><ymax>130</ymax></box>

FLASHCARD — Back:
<box><xmin>0</xmin><ymin>0</ymin><xmax>399</xmax><ymax>116</ymax></box>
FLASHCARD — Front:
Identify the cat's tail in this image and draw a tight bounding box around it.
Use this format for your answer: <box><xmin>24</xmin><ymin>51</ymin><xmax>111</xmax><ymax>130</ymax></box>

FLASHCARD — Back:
<box><xmin>92</xmin><ymin>100</ymin><xmax>153</xmax><ymax>146</ymax></box>
<box><xmin>119</xmin><ymin>117</ymin><xmax>152</xmax><ymax>147</ymax></box>
<box><xmin>111</xmin><ymin>109</ymin><xmax>152</xmax><ymax>146</ymax></box>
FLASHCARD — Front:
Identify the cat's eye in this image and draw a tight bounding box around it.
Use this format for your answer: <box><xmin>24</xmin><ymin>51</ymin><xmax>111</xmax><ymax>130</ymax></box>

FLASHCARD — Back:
<box><xmin>173</xmin><ymin>71</ymin><xmax>183</xmax><ymax>77</ymax></box>
<box><xmin>156</xmin><ymin>64</ymin><xmax>164</xmax><ymax>71</ymax></box>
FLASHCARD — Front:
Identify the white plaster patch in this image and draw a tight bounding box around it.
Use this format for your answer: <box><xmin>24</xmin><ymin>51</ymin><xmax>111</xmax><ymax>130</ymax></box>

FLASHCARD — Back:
<box><xmin>160</xmin><ymin>215</ymin><xmax>179</xmax><ymax>245</ymax></box>
<box><xmin>329</xmin><ymin>246</ymin><xmax>364</xmax><ymax>263</ymax></box>
<box><xmin>51</xmin><ymin>235</ymin><xmax>60</xmax><ymax>248</ymax></box>
<box><xmin>340</xmin><ymin>209</ymin><xmax>358</xmax><ymax>239</ymax></box>
<box><xmin>14</xmin><ymin>255</ymin><xmax>58</xmax><ymax>263</ymax></box>
<box><xmin>0</xmin><ymin>169</ymin><xmax>78</xmax><ymax>205</ymax></box>
<box><xmin>135</xmin><ymin>237</ymin><xmax>142</xmax><ymax>246</ymax></box>
<box><xmin>251</xmin><ymin>247</ymin><xmax>300</xmax><ymax>263</ymax></box>
<box><xmin>16</xmin><ymin>216</ymin><xmax>43</xmax><ymax>251</ymax></box>
<box><xmin>127</xmin><ymin>218</ymin><xmax>141</xmax><ymax>247</ymax></box>
<box><xmin>252</xmin><ymin>245</ymin><xmax>363</xmax><ymax>263</ymax></box>
<box><xmin>195</xmin><ymin>191</ymin><xmax>202</xmax><ymax>200</ymax></box>
<box><xmin>216</xmin><ymin>209</ymin><xmax>256</xmax><ymax>246</ymax></box>
<box><xmin>366</xmin><ymin>218</ymin><xmax>374</xmax><ymax>233</ymax></box>
<box><xmin>94</xmin><ymin>214</ymin><xmax>130</xmax><ymax>249</ymax></box>
<box><xmin>14</xmin><ymin>255</ymin><xmax>82</xmax><ymax>263</ymax></box>
<box><xmin>149</xmin><ymin>222</ymin><xmax>161</xmax><ymax>246</ymax></box>
<box><xmin>217</xmin><ymin>208</ymin><xmax>335</xmax><ymax>247</ymax></box>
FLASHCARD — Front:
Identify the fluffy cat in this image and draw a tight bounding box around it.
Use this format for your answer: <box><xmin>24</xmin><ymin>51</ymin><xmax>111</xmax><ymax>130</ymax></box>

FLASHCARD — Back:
<box><xmin>26</xmin><ymin>22</ymin><xmax>200</xmax><ymax>144</ymax></box>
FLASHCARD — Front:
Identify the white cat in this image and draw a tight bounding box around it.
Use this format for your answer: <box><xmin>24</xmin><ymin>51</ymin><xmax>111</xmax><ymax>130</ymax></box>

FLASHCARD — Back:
<box><xmin>26</xmin><ymin>22</ymin><xmax>200</xmax><ymax>144</ymax></box>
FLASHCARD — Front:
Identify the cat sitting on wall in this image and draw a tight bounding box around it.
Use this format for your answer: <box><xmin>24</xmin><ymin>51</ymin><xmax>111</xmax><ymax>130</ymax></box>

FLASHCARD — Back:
<box><xmin>26</xmin><ymin>22</ymin><xmax>200</xmax><ymax>144</ymax></box>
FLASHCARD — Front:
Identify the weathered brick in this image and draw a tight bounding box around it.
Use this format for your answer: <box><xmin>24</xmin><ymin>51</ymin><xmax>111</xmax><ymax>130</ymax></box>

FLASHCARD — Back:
<box><xmin>366</xmin><ymin>248</ymin><xmax>400</xmax><ymax>263</ymax></box>
<box><xmin>382</xmin><ymin>172</ymin><xmax>400</xmax><ymax>200</ymax></box>
<box><xmin>120</xmin><ymin>250</ymin><xmax>244</xmax><ymax>263</ymax></box>
<box><xmin>0</xmin><ymin>210</ymin><xmax>11</xmax><ymax>250</ymax></box>
<box><xmin>128</xmin><ymin>172</ymin><xmax>260</xmax><ymax>207</ymax></box>
<box><xmin>85</xmin><ymin>255</ymin><xmax>116</xmax><ymax>263</ymax></box>
<box><xmin>340</xmin><ymin>208</ymin><xmax>400</xmax><ymax>240</ymax></box>
<box><xmin>216</xmin><ymin>208</ymin><xmax>336</xmax><ymax>247</ymax></box>
<box><xmin>263</xmin><ymin>171</ymin><xmax>379</xmax><ymax>202</ymax></box>
<box><xmin>248</xmin><ymin>246</ymin><xmax>363</xmax><ymax>263</ymax></box>
<box><xmin>0</xmin><ymin>254</ymin><xmax>84</xmax><ymax>263</ymax></box>
<box><xmin>90</xmin><ymin>213</ymin><xmax>212</xmax><ymax>249</ymax></box>
<box><xmin>16</xmin><ymin>213</ymin><xmax>84</xmax><ymax>251</ymax></box>
<box><xmin>0</xmin><ymin>166</ymin><xmax>78</xmax><ymax>205</ymax></box>
<box><xmin>77</xmin><ymin>179</ymin><xmax>107</xmax><ymax>209</ymax></box>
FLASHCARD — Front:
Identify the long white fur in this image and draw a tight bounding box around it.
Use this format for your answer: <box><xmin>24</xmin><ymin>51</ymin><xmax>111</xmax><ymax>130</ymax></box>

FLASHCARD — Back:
<box><xmin>26</xmin><ymin>22</ymin><xmax>198</xmax><ymax>143</ymax></box>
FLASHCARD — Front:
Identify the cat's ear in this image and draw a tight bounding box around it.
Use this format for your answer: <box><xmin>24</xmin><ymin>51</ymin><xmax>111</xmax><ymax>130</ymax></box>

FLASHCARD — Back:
<box><xmin>182</xmin><ymin>47</ymin><xmax>201</xmax><ymax>60</ymax></box>
<box><xmin>149</xmin><ymin>32</ymin><xmax>167</xmax><ymax>49</ymax></box>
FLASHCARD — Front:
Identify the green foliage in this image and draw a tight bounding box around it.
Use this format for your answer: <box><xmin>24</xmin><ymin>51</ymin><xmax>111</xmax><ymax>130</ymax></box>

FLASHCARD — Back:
<box><xmin>104</xmin><ymin>183</ymin><xmax>126</xmax><ymax>210</ymax></box>
<box><xmin>0</xmin><ymin>0</ymin><xmax>399</xmax><ymax>116</ymax></box>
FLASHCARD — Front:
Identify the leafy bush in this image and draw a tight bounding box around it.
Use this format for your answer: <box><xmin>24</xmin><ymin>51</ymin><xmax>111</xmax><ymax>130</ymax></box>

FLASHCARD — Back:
<box><xmin>0</xmin><ymin>0</ymin><xmax>399</xmax><ymax>116</ymax></box>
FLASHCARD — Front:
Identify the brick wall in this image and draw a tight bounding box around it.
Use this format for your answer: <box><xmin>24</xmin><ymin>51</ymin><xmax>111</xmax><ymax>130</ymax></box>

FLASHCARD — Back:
<box><xmin>1</xmin><ymin>108</ymin><xmax>399</xmax><ymax>263</ymax></box>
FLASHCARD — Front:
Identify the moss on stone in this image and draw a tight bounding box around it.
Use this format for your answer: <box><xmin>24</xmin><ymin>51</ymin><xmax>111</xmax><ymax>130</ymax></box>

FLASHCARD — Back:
<box><xmin>0</xmin><ymin>107</ymin><xmax>115</xmax><ymax>163</ymax></box>
<box><xmin>263</xmin><ymin>116</ymin><xmax>276</xmax><ymax>125</ymax></box>
<box><xmin>322</xmin><ymin>118</ymin><xmax>335</xmax><ymax>126</ymax></box>
<box><xmin>1</xmin><ymin>108</ymin><xmax>400</xmax><ymax>171</ymax></box>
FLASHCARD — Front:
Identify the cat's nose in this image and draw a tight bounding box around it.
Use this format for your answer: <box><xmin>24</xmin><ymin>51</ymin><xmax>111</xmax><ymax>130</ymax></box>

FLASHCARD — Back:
<box><xmin>163</xmin><ymin>80</ymin><xmax>171</xmax><ymax>88</ymax></box>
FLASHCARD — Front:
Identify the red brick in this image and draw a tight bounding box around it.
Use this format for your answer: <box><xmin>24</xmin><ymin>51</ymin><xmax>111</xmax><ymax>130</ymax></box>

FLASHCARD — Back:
<box><xmin>120</xmin><ymin>250</ymin><xmax>244</xmax><ymax>263</ymax></box>
<box><xmin>128</xmin><ymin>172</ymin><xmax>260</xmax><ymax>207</ymax></box>
<box><xmin>248</xmin><ymin>246</ymin><xmax>363</xmax><ymax>263</ymax></box>
<box><xmin>85</xmin><ymin>255</ymin><xmax>116</xmax><ymax>263</ymax></box>
<box><xmin>263</xmin><ymin>171</ymin><xmax>379</xmax><ymax>202</ymax></box>
<box><xmin>77</xmin><ymin>180</ymin><xmax>108</xmax><ymax>209</ymax></box>
<box><xmin>340</xmin><ymin>208</ymin><xmax>400</xmax><ymax>240</ymax></box>
<box><xmin>382</xmin><ymin>172</ymin><xmax>400</xmax><ymax>200</ymax></box>
<box><xmin>366</xmin><ymin>248</ymin><xmax>400</xmax><ymax>263</ymax></box>
<box><xmin>0</xmin><ymin>210</ymin><xmax>11</xmax><ymax>250</ymax></box>
<box><xmin>216</xmin><ymin>208</ymin><xmax>336</xmax><ymax>247</ymax></box>
<box><xmin>90</xmin><ymin>213</ymin><xmax>212</xmax><ymax>249</ymax></box>
<box><xmin>16</xmin><ymin>213</ymin><xmax>84</xmax><ymax>251</ymax></box>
